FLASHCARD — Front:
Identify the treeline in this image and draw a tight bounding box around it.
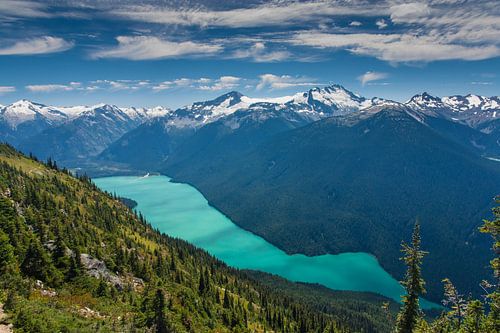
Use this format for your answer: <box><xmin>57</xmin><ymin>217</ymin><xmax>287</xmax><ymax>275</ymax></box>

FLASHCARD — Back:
<box><xmin>0</xmin><ymin>144</ymin><xmax>393</xmax><ymax>332</ymax></box>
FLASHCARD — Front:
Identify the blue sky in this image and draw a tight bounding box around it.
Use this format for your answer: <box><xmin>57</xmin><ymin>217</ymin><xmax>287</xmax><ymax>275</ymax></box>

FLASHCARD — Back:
<box><xmin>0</xmin><ymin>0</ymin><xmax>498</xmax><ymax>108</ymax></box>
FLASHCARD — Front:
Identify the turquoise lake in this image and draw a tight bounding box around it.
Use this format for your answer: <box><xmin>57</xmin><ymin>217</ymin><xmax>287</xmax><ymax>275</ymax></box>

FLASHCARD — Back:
<box><xmin>94</xmin><ymin>175</ymin><xmax>437</xmax><ymax>309</ymax></box>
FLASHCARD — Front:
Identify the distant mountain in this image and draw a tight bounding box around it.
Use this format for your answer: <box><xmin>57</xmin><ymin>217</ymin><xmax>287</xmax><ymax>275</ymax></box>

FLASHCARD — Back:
<box><xmin>164</xmin><ymin>105</ymin><xmax>500</xmax><ymax>301</ymax></box>
<box><xmin>98</xmin><ymin>117</ymin><xmax>175</xmax><ymax>170</ymax></box>
<box><xmin>97</xmin><ymin>91</ymin><xmax>251</xmax><ymax>171</ymax></box>
<box><xmin>100</xmin><ymin>85</ymin><xmax>386</xmax><ymax>171</ymax></box>
<box><xmin>0</xmin><ymin>100</ymin><xmax>169</xmax><ymax>165</ymax></box>
<box><xmin>282</xmin><ymin>84</ymin><xmax>375</xmax><ymax>119</ymax></box>
<box><xmin>18</xmin><ymin>104</ymin><xmax>158</xmax><ymax>163</ymax></box>
<box><xmin>406</xmin><ymin>92</ymin><xmax>500</xmax><ymax>157</ymax></box>
<box><xmin>0</xmin><ymin>100</ymin><xmax>74</xmax><ymax>146</ymax></box>
<box><xmin>407</xmin><ymin>92</ymin><xmax>500</xmax><ymax>127</ymax></box>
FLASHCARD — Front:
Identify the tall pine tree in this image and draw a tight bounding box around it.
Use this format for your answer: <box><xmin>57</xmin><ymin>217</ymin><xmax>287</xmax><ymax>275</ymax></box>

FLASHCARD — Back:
<box><xmin>396</xmin><ymin>222</ymin><xmax>427</xmax><ymax>333</ymax></box>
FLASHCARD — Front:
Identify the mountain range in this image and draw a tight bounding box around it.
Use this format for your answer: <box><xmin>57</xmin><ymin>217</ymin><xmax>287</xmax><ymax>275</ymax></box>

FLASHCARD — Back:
<box><xmin>2</xmin><ymin>84</ymin><xmax>500</xmax><ymax>302</ymax></box>
<box><xmin>97</xmin><ymin>86</ymin><xmax>500</xmax><ymax>172</ymax></box>
<box><xmin>3</xmin><ymin>85</ymin><xmax>499</xmax><ymax>169</ymax></box>
<box><xmin>0</xmin><ymin>100</ymin><xmax>170</xmax><ymax>165</ymax></box>
<box><xmin>164</xmin><ymin>103</ymin><xmax>499</xmax><ymax>300</ymax></box>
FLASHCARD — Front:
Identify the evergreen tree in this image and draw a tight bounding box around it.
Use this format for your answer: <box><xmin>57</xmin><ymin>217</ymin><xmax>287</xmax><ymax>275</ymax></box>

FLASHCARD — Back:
<box><xmin>53</xmin><ymin>230</ymin><xmax>70</xmax><ymax>270</ymax></box>
<box><xmin>95</xmin><ymin>279</ymin><xmax>108</xmax><ymax>297</ymax></box>
<box><xmin>198</xmin><ymin>271</ymin><xmax>206</xmax><ymax>295</ymax></box>
<box><xmin>21</xmin><ymin>238</ymin><xmax>55</xmax><ymax>283</ymax></box>
<box><xmin>223</xmin><ymin>290</ymin><xmax>231</xmax><ymax>309</ymax></box>
<box><xmin>396</xmin><ymin>222</ymin><xmax>427</xmax><ymax>333</ymax></box>
<box><xmin>153</xmin><ymin>289</ymin><xmax>170</xmax><ymax>333</ymax></box>
<box><xmin>67</xmin><ymin>248</ymin><xmax>83</xmax><ymax>280</ymax></box>
<box><xmin>0</xmin><ymin>229</ymin><xmax>14</xmax><ymax>274</ymax></box>
<box><xmin>479</xmin><ymin>198</ymin><xmax>500</xmax><ymax>332</ymax></box>
<box><xmin>441</xmin><ymin>278</ymin><xmax>467</xmax><ymax>329</ymax></box>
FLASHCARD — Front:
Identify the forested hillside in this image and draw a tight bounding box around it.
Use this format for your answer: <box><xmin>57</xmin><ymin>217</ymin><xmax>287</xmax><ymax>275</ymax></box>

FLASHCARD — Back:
<box><xmin>0</xmin><ymin>144</ymin><xmax>396</xmax><ymax>332</ymax></box>
<box><xmin>164</xmin><ymin>107</ymin><xmax>500</xmax><ymax>301</ymax></box>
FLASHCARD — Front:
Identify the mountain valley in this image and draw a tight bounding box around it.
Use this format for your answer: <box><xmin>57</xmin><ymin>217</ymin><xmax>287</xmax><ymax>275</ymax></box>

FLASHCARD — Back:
<box><xmin>2</xmin><ymin>84</ymin><xmax>500</xmax><ymax>306</ymax></box>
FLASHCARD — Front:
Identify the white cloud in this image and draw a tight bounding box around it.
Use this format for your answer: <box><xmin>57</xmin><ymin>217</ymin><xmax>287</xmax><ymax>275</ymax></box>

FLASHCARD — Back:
<box><xmin>375</xmin><ymin>19</ymin><xmax>388</xmax><ymax>29</ymax></box>
<box><xmin>471</xmin><ymin>81</ymin><xmax>493</xmax><ymax>85</ymax></box>
<box><xmin>199</xmin><ymin>76</ymin><xmax>241</xmax><ymax>91</ymax></box>
<box><xmin>115</xmin><ymin>1</ymin><xmax>388</xmax><ymax>28</ymax></box>
<box><xmin>349</xmin><ymin>21</ymin><xmax>362</xmax><ymax>27</ymax></box>
<box><xmin>231</xmin><ymin>42</ymin><xmax>291</xmax><ymax>62</ymax></box>
<box><xmin>153</xmin><ymin>76</ymin><xmax>242</xmax><ymax>91</ymax></box>
<box><xmin>0</xmin><ymin>86</ymin><xmax>16</xmax><ymax>94</ymax></box>
<box><xmin>25</xmin><ymin>82</ymin><xmax>81</xmax><ymax>92</ymax></box>
<box><xmin>256</xmin><ymin>74</ymin><xmax>318</xmax><ymax>90</ymax></box>
<box><xmin>92</xmin><ymin>79</ymin><xmax>151</xmax><ymax>91</ymax></box>
<box><xmin>358</xmin><ymin>71</ymin><xmax>388</xmax><ymax>86</ymax></box>
<box><xmin>92</xmin><ymin>36</ymin><xmax>222</xmax><ymax>60</ymax></box>
<box><xmin>290</xmin><ymin>32</ymin><xmax>500</xmax><ymax>63</ymax></box>
<box><xmin>21</xmin><ymin>78</ymin><xmax>241</xmax><ymax>94</ymax></box>
<box><xmin>172</xmin><ymin>78</ymin><xmax>194</xmax><ymax>87</ymax></box>
<box><xmin>387</xmin><ymin>2</ymin><xmax>500</xmax><ymax>47</ymax></box>
<box><xmin>389</xmin><ymin>3</ymin><xmax>430</xmax><ymax>22</ymax></box>
<box><xmin>0</xmin><ymin>36</ymin><xmax>73</xmax><ymax>55</ymax></box>
<box><xmin>0</xmin><ymin>1</ymin><xmax>49</xmax><ymax>20</ymax></box>
<box><xmin>152</xmin><ymin>81</ymin><xmax>173</xmax><ymax>91</ymax></box>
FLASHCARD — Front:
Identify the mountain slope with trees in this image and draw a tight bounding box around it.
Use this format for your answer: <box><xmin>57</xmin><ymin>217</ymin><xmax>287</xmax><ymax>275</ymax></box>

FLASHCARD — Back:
<box><xmin>0</xmin><ymin>144</ymin><xmax>396</xmax><ymax>332</ymax></box>
<box><xmin>164</xmin><ymin>106</ymin><xmax>500</xmax><ymax>301</ymax></box>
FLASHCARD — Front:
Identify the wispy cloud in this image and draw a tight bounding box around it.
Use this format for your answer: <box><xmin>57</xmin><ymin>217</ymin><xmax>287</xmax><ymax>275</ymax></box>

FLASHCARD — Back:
<box><xmin>25</xmin><ymin>82</ymin><xmax>81</xmax><ymax>92</ymax></box>
<box><xmin>358</xmin><ymin>71</ymin><xmax>388</xmax><ymax>86</ymax></box>
<box><xmin>375</xmin><ymin>19</ymin><xmax>388</xmax><ymax>29</ymax></box>
<box><xmin>471</xmin><ymin>81</ymin><xmax>493</xmax><ymax>85</ymax></box>
<box><xmin>231</xmin><ymin>42</ymin><xmax>291</xmax><ymax>62</ymax></box>
<box><xmin>0</xmin><ymin>1</ymin><xmax>49</xmax><ymax>20</ymax></box>
<box><xmin>0</xmin><ymin>36</ymin><xmax>73</xmax><ymax>56</ymax></box>
<box><xmin>91</xmin><ymin>36</ymin><xmax>222</xmax><ymax>60</ymax></box>
<box><xmin>1</xmin><ymin>0</ymin><xmax>498</xmax><ymax>66</ymax></box>
<box><xmin>114</xmin><ymin>1</ymin><xmax>387</xmax><ymax>28</ymax></box>
<box><xmin>21</xmin><ymin>77</ymin><xmax>243</xmax><ymax>93</ymax></box>
<box><xmin>21</xmin><ymin>75</ymin><xmax>321</xmax><ymax>94</ymax></box>
<box><xmin>199</xmin><ymin>76</ymin><xmax>242</xmax><ymax>91</ymax></box>
<box><xmin>256</xmin><ymin>74</ymin><xmax>319</xmax><ymax>90</ymax></box>
<box><xmin>153</xmin><ymin>76</ymin><xmax>243</xmax><ymax>91</ymax></box>
<box><xmin>91</xmin><ymin>80</ymin><xmax>151</xmax><ymax>91</ymax></box>
<box><xmin>289</xmin><ymin>31</ymin><xmax>500</xmax><ymax>63</ymax></box>
<box><xmin>0</xmin><ymin>86</ymin><xmax>16</xmax><ymax>94</ymax></box>
<box><xmin>389</xmin><ymin>3</ymin><xmax>430</xmax><ymax>22</ymax></box>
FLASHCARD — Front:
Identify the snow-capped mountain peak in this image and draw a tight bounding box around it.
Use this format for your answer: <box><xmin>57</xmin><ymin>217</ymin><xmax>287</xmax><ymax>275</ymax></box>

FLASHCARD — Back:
<box><xmin>164</xmin><ymin>85</ymin><xmax>379</xmax><ymax>129</ymax></box>
<box><xmin>280</xmin><ymin>84</ymin><xmax>375</xmax><ymax>120</ymax></box>
<box><xmin>406</xmin><ymin>92</ymin><xmax>444</xmax><ymax>108</ymax></box>
<box><xmin>122</xmin><ymin>106</ymin><xmax>172</xmax><ymax>120</ymax></box>
<box><xmin>0</xmin><ymin>100</ymin><xmax>171</xmax><ymax>129</ymax></box>
<box><xmin>0</xmin><ymin>99</ymin><xmax>69</xmax><ymax>128</ymax></box>
<box><xmin>405</xmin><ymin>93</ymin><xmax>500</xmax><ymax>127</ymax></box>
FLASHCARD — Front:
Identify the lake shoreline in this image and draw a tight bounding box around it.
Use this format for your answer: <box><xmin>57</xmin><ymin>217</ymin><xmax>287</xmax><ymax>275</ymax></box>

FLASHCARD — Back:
<box><xmin>94</xmin><ymin>174</ymin><xmax>441</xmax><ymax>309</ymax></box>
